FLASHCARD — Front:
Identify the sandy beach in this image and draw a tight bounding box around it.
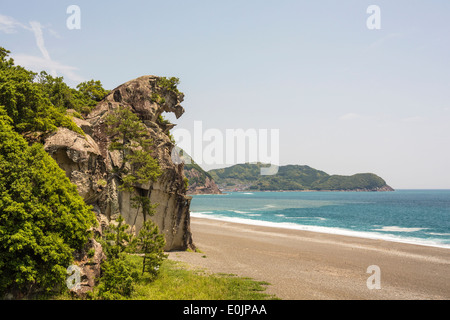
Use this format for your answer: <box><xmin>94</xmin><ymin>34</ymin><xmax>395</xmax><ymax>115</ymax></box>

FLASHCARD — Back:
<box><xmin>169</xmin><ymin>217</ymin><xmax>450</xmax><ymax>300</ymax></box>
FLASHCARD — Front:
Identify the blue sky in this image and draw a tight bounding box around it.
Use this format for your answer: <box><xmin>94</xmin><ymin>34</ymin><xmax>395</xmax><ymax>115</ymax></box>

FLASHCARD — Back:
<box><xmin>1</xmin><ymin>1</ymin><xmax>450</xmax><ymax>188</ymax></box>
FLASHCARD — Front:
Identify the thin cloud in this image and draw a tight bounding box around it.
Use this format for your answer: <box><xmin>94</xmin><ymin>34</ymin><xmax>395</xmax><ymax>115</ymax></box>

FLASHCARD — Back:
<box><xmin>13</xmin><ymin>53</ymin><xmax>85</xmax><ymax>83</ymax></box>
<box><xmin>29</xmin><ymin>21</ymin><xmax>51</xmax><ymax>60</ymax></box>
<box><xmin>47</xmin><ymin>27</ymin><xmax>62</xmax><ymax>39</ymax></box>
<box><xmin>0</xmin><ymin>14</ymin><xmax>83</xmax><ymax>84</ymax></box>
<box><xmin>29</xmin><ymin>21</ymin><xmax>56</xmax><ymax>76</ymax></box>
<box><xmin>0</xmin><ymin>14</ymin><xmax>29</xmax><ymax>33</ymax></box>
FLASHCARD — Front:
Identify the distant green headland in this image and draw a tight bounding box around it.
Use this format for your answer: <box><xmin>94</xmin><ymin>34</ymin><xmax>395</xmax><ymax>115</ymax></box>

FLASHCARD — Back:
<box><xmin>186</xmin><ymin>162</ymin><xmax>394</xmax><ymax>194</ymax></box>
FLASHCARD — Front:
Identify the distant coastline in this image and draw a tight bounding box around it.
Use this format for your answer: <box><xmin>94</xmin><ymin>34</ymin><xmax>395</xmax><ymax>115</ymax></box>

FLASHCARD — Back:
<box><xmin>213</xmin><ymin>185</ymin><xmax>395</xmax><ymax>194</ymax></box>
<box><xmin>186</xmin><ymin>162</ymin><xmax>394</xmax><ymax>195</ymax></box>
<box><xmin>188</xmin><ymin>188</ymin><xmax>395</xmax><ymax>196</ymax></box>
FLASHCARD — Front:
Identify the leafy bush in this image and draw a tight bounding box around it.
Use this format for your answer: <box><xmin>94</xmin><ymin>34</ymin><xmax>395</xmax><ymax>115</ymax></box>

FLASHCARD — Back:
<box><xmin>96</xmin><ymin>254</ymin><xmax>138</xmax><ymax>300</ymax></box>
<box><xmin>76</xmin><ymin>80</ymin><xmax>109</xmax><ymax>104</ymax></box>
<box><xmin>156</xmin><ymin>77</ymin><xmax>181</xmax><ymax>94</ymax></box>
<box><xmin>38</xmin><ymin>72</ymin><xmax>109</xmax><ymax>116</ymax></box>
<box><xmin>97</xmin><ymin>216</ymin><xmax>167</xmax><ymax>299</ymax></box>
<box><xmin>135</xmin><ymin>220</ymin><xmax>167</xmax><ymax>279</ymax></box>
<box><xmin>0</xmin><ymin>109</ymin><xmax>96</xmax><ymax>297</ymax></box>
<box><xmin>150</xmin><ymin>93</ymin><xmax>166</xmax><ymax>105</ymax></box>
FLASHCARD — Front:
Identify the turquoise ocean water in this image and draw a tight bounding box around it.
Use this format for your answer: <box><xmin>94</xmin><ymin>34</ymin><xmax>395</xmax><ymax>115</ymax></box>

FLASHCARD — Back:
<box><xmin>190</xmin><ymin>190</ymin><xmax>450</xmax><ymax>249</ymax></box>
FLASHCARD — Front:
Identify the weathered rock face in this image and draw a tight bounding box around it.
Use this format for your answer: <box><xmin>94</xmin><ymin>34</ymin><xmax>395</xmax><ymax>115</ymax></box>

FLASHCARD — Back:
<box><xmin>44</xmin><ymin>76</ymin><xmax>194</xmax><ymax>251</ymax></box>
<box><xmin>180</xmin><ymin>153</ymin><xmax>222</xmax><ymax>195</ymax></box>
<box><xmin>44</xmin><ymin>127</ymin><xmax>106</xmax><ymax>203</ymax></box>
<box><xmin>70</xmin><ymin>238</ymin><xmax>106</xmax><ymax>296</ymax></box>
<box><xmin>184</xmin><ymin>167</ymin><xmax>222</xmax><ymax>195</ymax></box>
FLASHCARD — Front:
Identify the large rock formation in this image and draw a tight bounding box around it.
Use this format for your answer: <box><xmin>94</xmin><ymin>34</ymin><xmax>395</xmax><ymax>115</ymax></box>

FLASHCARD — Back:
<box><xmin>44</xmin><ymin>76</ymin><xmax>194</xmax><ymax>251</ymax></box>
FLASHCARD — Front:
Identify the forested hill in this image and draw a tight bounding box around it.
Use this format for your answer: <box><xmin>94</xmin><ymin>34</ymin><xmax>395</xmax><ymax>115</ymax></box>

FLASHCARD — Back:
<box><xmin>208</xmin><ymin>163</ymin><xmax>394</xmax><ymax>192</ymax></box>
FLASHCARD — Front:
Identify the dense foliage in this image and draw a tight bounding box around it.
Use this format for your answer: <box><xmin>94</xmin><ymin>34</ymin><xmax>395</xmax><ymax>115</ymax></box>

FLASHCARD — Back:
<box><xmin>96</xmin><ymin>215</ymin><xmax>137</xmax><ymax>299</ymax></box>
<box><xmin>311</xmin><ymin>173</ymin><xmax>388</xmax><ymax>191</ymax></box>
<box><xmin>38</xmin><ymin>73</ymin><xmax>109</xmax><ymax>116</ymax></box>
<box><xmin>0</xmin><ymin>110</ymin><xmax>96</xmax><ymax>296</ymax></box>
<box><xmin>97</xmin><ymin>216</ymin><xmax>166</xmax><ymax>299</ymax></box>
<box><xmin>0</xmin><ymin>47</ymin><xmax>109</xmax><ymax>297</ymax></box>
<box><xmin>209</xmin><ymin>163</ymin><xmax>389</xmax><ymax>191</ymax></box>
<box><xmin>156</xmin><ymin>77</ymin><xmax>181</xmax><ymax>94</ymax></box>
<box><xmin>0</xmin><ymin>47</ymin><xmax>108</xmax><ymax>135</ymax></box>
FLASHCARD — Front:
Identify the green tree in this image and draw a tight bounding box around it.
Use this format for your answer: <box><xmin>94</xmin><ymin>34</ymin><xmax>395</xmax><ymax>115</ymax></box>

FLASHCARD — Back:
<box><xmin>96</xmin><ymin>256</ymin><xmax>136</xmax><ymax>300</ymax></box>
<box><xmin>97</xmin><ymin>215</ymin><xmax>138</xmax><ymax>300</ymax></box>
<box><xmin>0</xmin><ymin>48</ymin><xmax>83</xmax><ymax>135</ymax></box>
<box><xmin>105</xmin><ymin>106</ymin><xmax>162</xmax><ymax>223</ymax></box>
<box><xmin>106</xmin><ymin>106</ymin><xmax>150</xmax><ymax>173</ymax></box>
<box><xmin>156</xmin><ymin>77</ymin><xmax>181</xmax><ymax>94</ymax></box>
<box><xmin>36</xmin><ymin>71</ymin><xmax>75</xmax><ymax>111</ymax></box>
<box><xmin>136</xmin><ymin>220</ymin><xmax>167</xmax><ymax>277</ymax></box>
<box><xmin>0</xmin><ymin>108</ymin><xmax>96</xmax><ymax>297</ymax></box>
<box><xmin>37</xmin><ymin>72</ymin><xmax>109</xmax><ymax>116</ymax></box>
<box><xmin>126</xmin><ymin>150</ymin><xmax>161</xmax><ymax>223</ymax></box>
<box><xmin>75</xmin><ymin>80</ymin><xmax>109</xmax><ymax>115</ymax></box>
<box><xmin>77</xmin><ymin>79</ymin><xmax>109</xmax><ymax>102</ymax></box>
<box><xmin>102</xmin><ymin>215</ymin><xmax>133</xmax><ymax>260</ymax></box>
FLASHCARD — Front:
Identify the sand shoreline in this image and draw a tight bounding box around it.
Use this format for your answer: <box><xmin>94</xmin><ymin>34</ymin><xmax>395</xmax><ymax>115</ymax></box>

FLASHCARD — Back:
<box><xmin>169</xmin><ymin>217</ymin><xmax>450</xmax><ymax>300</ymax></box>
<box><xmin>189</xmin><ymin>213</ymin><xmax>450</xmax><ymax>250</ymax></box>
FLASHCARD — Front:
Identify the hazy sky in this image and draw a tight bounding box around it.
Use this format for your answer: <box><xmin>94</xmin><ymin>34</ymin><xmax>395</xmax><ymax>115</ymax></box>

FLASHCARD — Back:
<box><xmin>1</xmin><ymin>1</ymin><xmax>450</xmax><ymax>189</ymax></box>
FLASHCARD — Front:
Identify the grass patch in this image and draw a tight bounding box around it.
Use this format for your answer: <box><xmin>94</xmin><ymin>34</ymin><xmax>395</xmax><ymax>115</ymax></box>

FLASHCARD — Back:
<box><xmin>51</xmin><ymin>254</ymin><xmax>278</xmax><ymax>300</ymax></box>
<box><xmin>128</xmin><ymin>255</ymin><xmax>278</xmax><ymax>300</ymax></box>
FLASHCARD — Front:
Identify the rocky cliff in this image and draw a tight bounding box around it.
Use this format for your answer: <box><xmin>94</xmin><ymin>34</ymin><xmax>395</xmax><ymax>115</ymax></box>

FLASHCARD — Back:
<box><xmin>44</xmin><ymin>76</ymin><xmax>194</xmax><ymax>251</ymax></box>
<box><xmin>185</xmin><ymin>169</ymin><xmax>222</xmax><ymax>195</ymax></box>
<box><xmin>183</xmin><ymin>156</ymin><xmax>222</xmax><ymax>195</ymax></box>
